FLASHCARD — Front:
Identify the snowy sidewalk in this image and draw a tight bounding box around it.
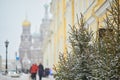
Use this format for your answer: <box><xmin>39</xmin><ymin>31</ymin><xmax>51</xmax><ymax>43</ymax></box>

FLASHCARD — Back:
<box><xmin>0</xmin><ymin>73</ymin><xmax>55</xmax><ymax>80</ymax></box>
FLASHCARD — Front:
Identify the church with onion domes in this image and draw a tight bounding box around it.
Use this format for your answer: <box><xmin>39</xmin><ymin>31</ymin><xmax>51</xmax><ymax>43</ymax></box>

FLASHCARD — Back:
<box><xmin>19</xmin><ymin>4</ymin><xmax>51</xmax><ymax>71</ymax></box>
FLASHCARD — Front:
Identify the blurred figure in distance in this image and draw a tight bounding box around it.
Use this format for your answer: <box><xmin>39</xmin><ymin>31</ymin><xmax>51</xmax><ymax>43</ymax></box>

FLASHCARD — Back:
<box><xmin>38</xmin><ymin>63</ymin><xmax>44</xmax><ymax>80</ymax></box>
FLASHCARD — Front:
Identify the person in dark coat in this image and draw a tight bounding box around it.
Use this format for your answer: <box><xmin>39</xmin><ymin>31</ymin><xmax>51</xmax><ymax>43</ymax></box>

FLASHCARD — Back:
<box><xmin>38</xmin><ymin>63</ymin><xmax>44</xmax><ymax>80</ymax></box>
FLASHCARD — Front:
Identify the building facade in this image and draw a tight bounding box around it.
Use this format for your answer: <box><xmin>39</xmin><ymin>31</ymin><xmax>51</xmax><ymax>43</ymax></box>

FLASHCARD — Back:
<box><xmin>19</xmin><ymin>19</ymin><xmax>32</xmax><ymax>69</ymax></box>
<box><xmin>0</xmin><ymin>55</ymin><xmax>1</xmax><ymax>71</ymax></box>
<box><xmin>43</xmin><ymin>0</ymin><xmax>118</xmax><ymax>69</ymax></box>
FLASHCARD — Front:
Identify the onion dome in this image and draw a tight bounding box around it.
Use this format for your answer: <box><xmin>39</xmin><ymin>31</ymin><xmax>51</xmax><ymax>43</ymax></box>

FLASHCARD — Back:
<box><xmin>22</xmin><ymin>20</ymin><xmax>31</xmax><ymax>27</ymax></box>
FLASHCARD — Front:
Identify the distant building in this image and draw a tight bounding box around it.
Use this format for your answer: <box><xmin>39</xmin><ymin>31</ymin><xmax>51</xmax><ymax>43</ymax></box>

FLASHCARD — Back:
<box><xmin>19</xmin><ymin>4</ymin><xmax>51</xmax><ymax>70</ymax></box>
<box><xmin>0</xmin><ymin>55</ymin><xmax>2</xmax><ymax>71</ymax></box>
<box><xmin>19</xmin><ymin>18</ymin><xmax>32</xmax><ymax>69</ymax></box>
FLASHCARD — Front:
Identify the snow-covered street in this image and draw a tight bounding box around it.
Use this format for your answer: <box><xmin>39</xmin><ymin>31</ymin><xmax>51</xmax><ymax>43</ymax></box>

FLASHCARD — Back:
<box><xmin>0</xmin><ymin>73</ymin><xmax>55</xmax><ymax>80</ymax></box>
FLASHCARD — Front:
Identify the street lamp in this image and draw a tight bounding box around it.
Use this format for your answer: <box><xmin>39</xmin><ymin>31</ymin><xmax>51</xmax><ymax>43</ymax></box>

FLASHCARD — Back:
<box><xmin>5</xmin><ymin>40</ymin><xmax>9</xmax><ymax>74</ymax></box>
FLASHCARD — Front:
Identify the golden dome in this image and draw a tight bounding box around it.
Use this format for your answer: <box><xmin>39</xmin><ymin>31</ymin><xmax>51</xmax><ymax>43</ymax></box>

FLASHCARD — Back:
<box><xmin>22</xmin><ymin>20</ymin><xmax>31</xmax><ymax>27</ymax></box>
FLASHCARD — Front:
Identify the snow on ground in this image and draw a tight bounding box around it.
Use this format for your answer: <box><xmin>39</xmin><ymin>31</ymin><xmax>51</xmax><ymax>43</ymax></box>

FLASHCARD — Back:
<box><xmin>0</xmin><ymin>73</ymin><xmax>55</xmax><ymax>80</ymax></box>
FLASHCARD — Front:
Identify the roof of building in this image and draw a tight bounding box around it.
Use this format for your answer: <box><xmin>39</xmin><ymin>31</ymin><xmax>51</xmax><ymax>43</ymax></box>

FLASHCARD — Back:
<box><xmin>22</xmin><ymin>20</ymin><xmax>31</xmax><ymax>27</ymax></box>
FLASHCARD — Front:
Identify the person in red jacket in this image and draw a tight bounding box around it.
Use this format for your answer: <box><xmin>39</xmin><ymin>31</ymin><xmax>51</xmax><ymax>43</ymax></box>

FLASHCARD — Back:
<box><xmin>30</xmin><ymin>63</ymin><xmax>38</xmax><ymax>80</ymax></box>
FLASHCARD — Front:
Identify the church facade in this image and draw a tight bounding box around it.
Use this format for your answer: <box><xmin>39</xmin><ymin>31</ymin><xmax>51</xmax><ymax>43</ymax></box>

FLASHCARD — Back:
<box><xmin>19</xmin><ymin>5</ymin><xmax>51</xmax><ymax>70</ymax></box>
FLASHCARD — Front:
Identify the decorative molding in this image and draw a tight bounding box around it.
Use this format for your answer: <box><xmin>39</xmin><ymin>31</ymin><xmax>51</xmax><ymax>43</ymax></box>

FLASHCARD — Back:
<box><xmin>86</xmin><ymin>0</ymin><xmax>112</xmax><ymax>26</ymax></box>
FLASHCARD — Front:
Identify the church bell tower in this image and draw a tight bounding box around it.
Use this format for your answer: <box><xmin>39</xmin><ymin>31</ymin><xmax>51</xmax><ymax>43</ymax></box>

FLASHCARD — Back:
<box><xmin>19</xmin><ymin>19</ymin><xmax>32</xmax><ymax>68</ymax></box>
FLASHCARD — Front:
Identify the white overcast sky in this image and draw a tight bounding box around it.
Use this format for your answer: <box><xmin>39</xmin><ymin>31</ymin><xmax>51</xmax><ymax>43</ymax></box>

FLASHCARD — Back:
<box><xmin>0</xmin><ymin>0</ymin><xmax>51</xmax><ymax>59</ymax></box>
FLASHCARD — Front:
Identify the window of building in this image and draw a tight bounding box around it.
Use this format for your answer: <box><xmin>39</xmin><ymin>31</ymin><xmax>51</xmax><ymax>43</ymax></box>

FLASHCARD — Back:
<box><xmin>99</xmin><ymin>28</ymin><xmax>113</xmax><ymax>39</ymax></box>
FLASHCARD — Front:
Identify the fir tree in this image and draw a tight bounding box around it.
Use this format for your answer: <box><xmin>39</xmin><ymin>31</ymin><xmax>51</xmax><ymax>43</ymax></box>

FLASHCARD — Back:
<box><xmin>54</xmin><ymin>52</ymin><xmax>77</xmax><ymax>80</ymax></box>
<box><xmin>54</xmin><ymin>14</ymin><xmax>93</xmax><ymax>80</ymax></box>
<box><xmin>54</xmin><ymin>0</ymin><xmax>120</xmax><ymax>80</ymax></box>
<box><xmin>69</xmin><ymin>14</ymin><xmax>94</xmax><ymax>80</ymax></box>
<box><xmin>93</xmin><ymin>0</ymin><xmax>120</xmax><ymax>79</ymax></box>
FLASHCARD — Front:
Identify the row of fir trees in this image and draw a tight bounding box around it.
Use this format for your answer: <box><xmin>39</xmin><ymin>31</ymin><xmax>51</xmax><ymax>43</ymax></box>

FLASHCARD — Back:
<box><xmin>54</xmin><ymin>0</ymin><xmax>120</xmax><ymax>80</ymax></box>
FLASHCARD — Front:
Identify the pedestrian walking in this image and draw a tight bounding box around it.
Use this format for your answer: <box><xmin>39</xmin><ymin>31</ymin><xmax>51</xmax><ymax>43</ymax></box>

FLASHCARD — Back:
<box><xmin>38</xmin><ymin>63</ymin><xmax>44</xmax><ymax>80</ymax></box>
<box><xmin>30</xmin><ymin>63</ymin><xmax>38</xmax><ymax>80</ymax></box>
